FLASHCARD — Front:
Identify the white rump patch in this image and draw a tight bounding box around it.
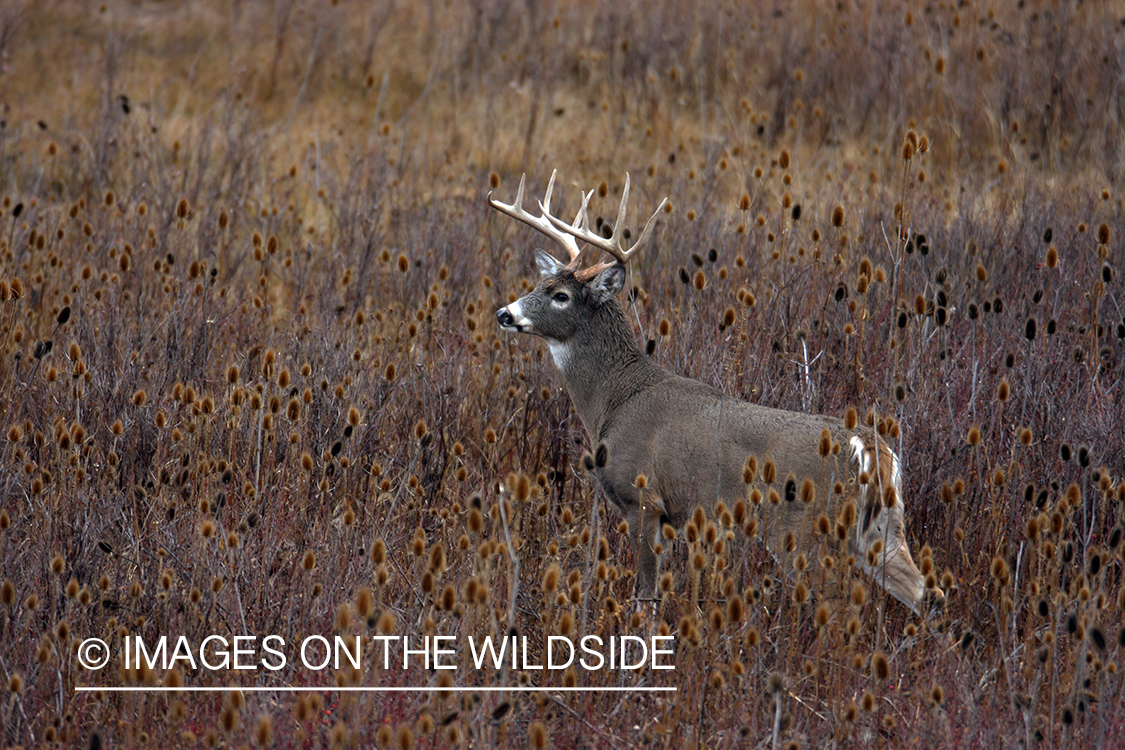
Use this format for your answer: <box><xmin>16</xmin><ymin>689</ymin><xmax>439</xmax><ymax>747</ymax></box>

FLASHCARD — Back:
<box><xmin>850</xmin><ymin>434</ymin><xmax>902</xmax><ymax>492</ymax></box>
<box><xmin>849</xmin><ymin>436</ymin><xmax>869</xmax><ymax>474</ymax></box>
<box><xmin>889</xmin><ymin>447</ymin><xmax>902</xmax><ymax>491</ymax></box>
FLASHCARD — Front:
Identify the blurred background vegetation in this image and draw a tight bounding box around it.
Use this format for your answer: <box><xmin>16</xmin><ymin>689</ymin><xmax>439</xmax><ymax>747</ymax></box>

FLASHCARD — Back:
<box><xmin>1</xmin><ymin>0</ymin><xmax>1123</xmax><ymax>747</ymax></box>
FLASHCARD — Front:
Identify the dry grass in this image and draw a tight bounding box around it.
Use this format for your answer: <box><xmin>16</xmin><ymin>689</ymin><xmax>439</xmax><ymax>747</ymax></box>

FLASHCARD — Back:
<box><xmin>1</xmin><ymin>0</ymin><xmax>1124</xmax><ymax>746</ymax></box>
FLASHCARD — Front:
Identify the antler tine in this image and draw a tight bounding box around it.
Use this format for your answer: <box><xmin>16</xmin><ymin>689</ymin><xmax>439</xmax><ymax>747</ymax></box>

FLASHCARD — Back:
<box><xmin>514</xmin><ymin>173</ymin><xmax>526</xmax><ymax>212</ymax></box>
<box><xmin>545</xmin><ymin>173</ymin><xmax>667</xmax><ymax>268</ymax></box>
<box><xmin>612</xmin><ymin>173</ymin><xmax>671</xmax><ymax>262</ymax></box>
<box><xmin>544</xmin><ymin>188</ymin><xmax>597</xmax><ymax>270</ymax></box>
<box><xmin>541</xmin><ymin>169</ymin><xmax>556</xmax><ymax>217</ymax></box>
<box><xmin>612</xmin><ymin>173</ymin><xmax>631</xmax><ymax>255</ymax></box>
<box><xmin>572</xmin><ymin>188</ymin><xmax>594</xmax><ymax>232</ymax></box>
<box><xmin>627</xmin><ymin>195</ymin><xmax>670</xmax><ymax>256</ymax></box>
<box><xmin>488</xmin><ymin>170</ymin><xmax>581</xmax><ymax>263</ymax></box>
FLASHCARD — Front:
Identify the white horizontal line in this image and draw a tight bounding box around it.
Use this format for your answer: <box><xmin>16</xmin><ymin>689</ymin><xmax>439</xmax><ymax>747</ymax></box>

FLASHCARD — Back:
<box><xmin>76</xmin><ymin>686</ymin><xmax>676</xmax><ymax>693</ymax></box>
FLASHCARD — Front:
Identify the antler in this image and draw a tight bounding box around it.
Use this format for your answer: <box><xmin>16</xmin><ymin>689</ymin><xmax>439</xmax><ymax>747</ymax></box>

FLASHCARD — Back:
<box><xmin>487</xmin><ymin>170</ymin><xmax>589</xmax><ymax>268</ymax></box>
<box><xmin>544</xmin><ymin>173</ymin><xmax>669</xmax><ymax>281</ymax></box>
<box><xmin>489</xmin><ymin>171</ymin><xmax>668</xmax><ymax>281</ymax></box>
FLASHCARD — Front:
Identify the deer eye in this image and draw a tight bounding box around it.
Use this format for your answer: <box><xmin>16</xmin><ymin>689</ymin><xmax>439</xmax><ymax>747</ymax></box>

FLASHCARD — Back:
<box><xmin>552</xmin><ymin>292</ymin><xmax>570</xmax><ymax>304</ymax></box>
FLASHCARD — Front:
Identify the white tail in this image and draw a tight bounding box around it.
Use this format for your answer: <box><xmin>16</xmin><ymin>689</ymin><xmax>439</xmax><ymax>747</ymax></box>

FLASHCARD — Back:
<box><xmin>493</xmin><ymin>171</ymin><xmax>942</xmax><ymax>613</ymax></box>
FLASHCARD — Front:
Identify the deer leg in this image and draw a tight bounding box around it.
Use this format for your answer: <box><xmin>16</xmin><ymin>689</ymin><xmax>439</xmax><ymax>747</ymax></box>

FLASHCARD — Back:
<box><xmin>628</xmin><ymin>493</ymin><xmax>665</xmax><ymax>599</ymax></box>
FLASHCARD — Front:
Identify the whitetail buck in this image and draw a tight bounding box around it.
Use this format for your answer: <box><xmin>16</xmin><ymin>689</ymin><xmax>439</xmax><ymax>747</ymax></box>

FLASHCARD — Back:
<box><xmin>491</xmin><ymin>171</ymin><xmax>941</xmax><ymax>613</ymax></box>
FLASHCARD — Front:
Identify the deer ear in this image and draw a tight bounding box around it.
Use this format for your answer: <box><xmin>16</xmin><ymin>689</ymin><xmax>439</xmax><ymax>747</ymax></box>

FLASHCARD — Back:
<box><xmin>591</xmin><ymin>264</ymin><xmax>626</xmax><ymax>300</ymax></box>
<box><xmin>535</xmin><ymin>250</ymin><xmax>565</xmax><ymax>278</ymax></box>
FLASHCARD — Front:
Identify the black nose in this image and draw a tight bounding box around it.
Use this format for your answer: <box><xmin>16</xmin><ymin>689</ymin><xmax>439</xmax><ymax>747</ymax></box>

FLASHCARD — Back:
<box><xmin>497</xmin><ymin>308</ymin><xmax>514</xmax><ymax>327</ymax></box>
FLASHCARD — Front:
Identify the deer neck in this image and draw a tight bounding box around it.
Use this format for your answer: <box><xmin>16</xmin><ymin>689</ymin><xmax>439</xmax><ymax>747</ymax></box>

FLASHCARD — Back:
<box><xmin>549</xmin><ymin>302</ymin><xmax>662</xmax><ymax>437</ymax></box>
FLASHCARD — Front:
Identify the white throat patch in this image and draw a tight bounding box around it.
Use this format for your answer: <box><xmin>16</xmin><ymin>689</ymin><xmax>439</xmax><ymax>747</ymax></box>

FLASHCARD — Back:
<box><xmin>547</xmin><ymin>339</ymin><xmax>570</xmax><ymax>369</ymax></box>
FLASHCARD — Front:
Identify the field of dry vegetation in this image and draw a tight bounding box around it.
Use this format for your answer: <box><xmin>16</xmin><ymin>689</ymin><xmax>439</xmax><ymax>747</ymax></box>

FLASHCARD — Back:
<box><xmin>1</xmin><ymin>0</ymin><xmax>1124</xmax><ymax>747</ymax></box>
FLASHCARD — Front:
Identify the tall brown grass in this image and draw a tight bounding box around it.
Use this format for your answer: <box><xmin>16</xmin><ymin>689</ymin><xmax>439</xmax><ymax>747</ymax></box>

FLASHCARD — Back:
<box><xmin>1</xmin><ymin>0</ymin><xmax>1123</xmax><ymax>746</ymax></box>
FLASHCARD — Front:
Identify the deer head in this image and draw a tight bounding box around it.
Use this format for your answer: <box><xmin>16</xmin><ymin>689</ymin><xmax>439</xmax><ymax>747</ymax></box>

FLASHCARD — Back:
<box><xmin>491</xmin><ymin>171</ymin><xmax>667</xmax><ymax>357</ymax></box>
